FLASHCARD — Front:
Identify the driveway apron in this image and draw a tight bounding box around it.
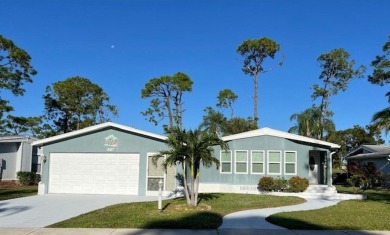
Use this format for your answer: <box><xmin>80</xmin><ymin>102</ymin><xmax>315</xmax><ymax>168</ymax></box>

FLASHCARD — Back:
<box><xmin>0</xmin><ymin>194</ymin><xmax>157</xmax><ymax>228</ymax></box>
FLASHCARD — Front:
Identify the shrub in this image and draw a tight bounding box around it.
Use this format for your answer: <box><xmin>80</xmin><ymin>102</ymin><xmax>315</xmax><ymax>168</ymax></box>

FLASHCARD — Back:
<box><xmin>273</xmin><ymin>178</ymin><xmax>288</xmax><ymax>192</ymax></box>
<box><xmin>16</xmin><ymin>171</ymin><xmax>40</xmax><ymax>186</ymax></box>
<box><xmin>34</xmin><ymin>174</ymin><xmax>41</xmax><ymax>185</ymax></box>
<box><xmin>258</xmin><ymin>176</ymin><xmax>275</xmax><ymax>191</ymax></box>
<box><xmin>347</xmin><ymin>161</ymin><xmax>386</xmax><ymax>190</ymax></box>
<box><xmin>288</xmin><ymin>176</ymin><xmax>309</xmax><ymax>192</ymax></box>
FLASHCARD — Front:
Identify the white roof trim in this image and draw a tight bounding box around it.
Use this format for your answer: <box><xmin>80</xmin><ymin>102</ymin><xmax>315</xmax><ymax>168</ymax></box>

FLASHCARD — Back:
<box><xmin>0</xmin><ymin>135</ymin><xmax>38</xmax><ymax>143</ymax></box>
<box><xmin>221</xmin><ymin>127</ymin><xmax>340</xmax><ymax>149</ymax></box>
<box><xmin>32</xmin><ymin>122</ymin><xmax>167</xmax><ymax>146</ymax></box>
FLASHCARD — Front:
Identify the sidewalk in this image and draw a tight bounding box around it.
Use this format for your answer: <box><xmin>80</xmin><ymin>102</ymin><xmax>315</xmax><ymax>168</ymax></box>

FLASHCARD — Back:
<box><xmin>0</xmin><ymin>228</ymin><xmax>388</xmax><ymax>235</ymax></box>
<box><xmin>1</xmin><ymin>197</ymin><xmax>389</xmax><ymax>235</ymax></box>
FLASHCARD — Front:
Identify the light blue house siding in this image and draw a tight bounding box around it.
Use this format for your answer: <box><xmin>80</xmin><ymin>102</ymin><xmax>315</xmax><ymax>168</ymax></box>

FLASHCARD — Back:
<box><xmin>38</xmin><ymin>127</ymin><xmax>168</xmax><ymax>196</ymax></box>
<box><xmin>198</xmin><ymin>135</ymin><xmax>331</xmax><ymax>192</ymax></box>
<box><xmin>34</xmin><ymin>123</ymin><xmax>339</xmax><ymax>195</ymax></box>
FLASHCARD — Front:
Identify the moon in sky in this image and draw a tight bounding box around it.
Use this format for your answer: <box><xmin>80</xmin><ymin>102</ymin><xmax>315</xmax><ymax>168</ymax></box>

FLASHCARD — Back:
<box><xmin>111</xmin><ymin>45</ymin><xmax>115</xmax><ymax>49</ymax></box>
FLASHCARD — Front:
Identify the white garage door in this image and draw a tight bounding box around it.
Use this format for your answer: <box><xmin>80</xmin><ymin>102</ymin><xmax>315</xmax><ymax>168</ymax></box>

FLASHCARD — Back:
<box><xmin>49</xmin><ymin>153</ymin><xmax>139</xmax><ymax>195</ymax></box>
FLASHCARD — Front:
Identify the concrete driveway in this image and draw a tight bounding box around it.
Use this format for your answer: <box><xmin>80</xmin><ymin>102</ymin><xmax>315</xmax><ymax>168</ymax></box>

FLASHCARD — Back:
<box><xmin>0</xmin><ymin>194</ymin><xmax>158</xmax><ymax>228</ymax></box>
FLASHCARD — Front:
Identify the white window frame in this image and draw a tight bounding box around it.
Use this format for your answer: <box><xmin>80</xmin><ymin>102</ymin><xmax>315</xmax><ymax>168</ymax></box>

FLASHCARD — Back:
<box><xmin>267</xmin><ymin>150</ymin><xmax>282</xmax><ymax>175</ymax></box>
<box><xmin>146</xmin><ymin>152</ymin><xmax>166</xmax><ymax>192</ymax></box>
<box><xmin>251</xmin><ymin>150</ymin><xmax>265</xmax><ymax>174</ymax></box>
<box><xmin>234</xmin><ymin>150</ymin><xmax>248</xmax><ymax>174</ymax></box>
<box><xmin>284</xmin><ymin>151</ymin><xmax>297</xmax><ymax>175</ymax></box>
<box><xmin>220</xmin><ymin>150</ymin><xmax>232</xmax><ymax>174</ymax></box>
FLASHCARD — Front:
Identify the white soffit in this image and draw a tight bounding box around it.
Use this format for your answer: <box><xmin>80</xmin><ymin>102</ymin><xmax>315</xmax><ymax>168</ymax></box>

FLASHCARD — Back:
<box><xmin>222</xmin><ymin>127</ymin><xmax>340</xmax><ymax>149</ymax></box>
<box><xmin>32</xmin><ymin>122</ymin><xmax>167</xmax><ymax>146</ymax></box>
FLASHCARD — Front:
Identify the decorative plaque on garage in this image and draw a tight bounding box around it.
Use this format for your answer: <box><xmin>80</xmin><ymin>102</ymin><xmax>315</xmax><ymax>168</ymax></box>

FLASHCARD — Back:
<box><xmin>104</xmin><ymin>134</ymin><xmax>118</xmax><ymax>151</ymax></box>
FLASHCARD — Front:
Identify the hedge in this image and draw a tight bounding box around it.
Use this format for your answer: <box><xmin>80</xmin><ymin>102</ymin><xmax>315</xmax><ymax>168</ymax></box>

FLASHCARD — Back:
<box><xmin>16</xmin><ymin>171</ymin><xmax>40</xmax><ymax>186</ymax></box>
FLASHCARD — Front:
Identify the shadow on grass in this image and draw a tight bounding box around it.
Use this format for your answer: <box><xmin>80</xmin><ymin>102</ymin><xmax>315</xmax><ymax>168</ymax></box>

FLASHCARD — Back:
<box><xmin>170</xmin><ymin>193</ymin><xmax>223</xmax><ymax>204</ymax></box>
<box><xmin>198</xmin><ymin>193</ymin><xmax>222</xmax><ymax>204</ymax></box>
<box><xmin>161</xmin><ymin>203</ymin><xmax>171</xmax><ymax>211</ymax></box>
<box><xmin>141</xmin><ymin>211</ymin><xmax>222</xmax><ymax>229</ymax></box>
<box><xmin>265</xmin><ymin>216</ymin><xmax>361</xmax><ymax>231</ymax></box>
<box><xmin>365</xmin><ymin>191</ymin><xmax>390</xmax><ymax>203</ymax></box>
<box><xmin>337</xmin><ymin>186</ymin><xmax>390</xmax><ymax>203</ymax></box>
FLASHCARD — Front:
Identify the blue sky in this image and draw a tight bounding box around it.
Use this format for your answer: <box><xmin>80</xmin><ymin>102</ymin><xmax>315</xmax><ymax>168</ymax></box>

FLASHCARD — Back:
<box><xmin>1</xmin><ymin>0</ymin><xmax>390</xmax><ymax>136</ymax></box>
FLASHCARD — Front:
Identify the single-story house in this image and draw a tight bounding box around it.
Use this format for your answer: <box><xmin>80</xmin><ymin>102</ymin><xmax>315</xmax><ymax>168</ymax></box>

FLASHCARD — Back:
<box><xmin>32</xmin><ymin>122</ymin><xmax>340</xmax><ymax>195</ymax></box>
<box><xmin>344</xmin><ymin>145</ymin><xmax>390</xmax><ymax>174</ymax></box>
<box><xmin>0</xmin><ymin>135</ymin><xmax>39</xmax><ymax>181</ymax></box>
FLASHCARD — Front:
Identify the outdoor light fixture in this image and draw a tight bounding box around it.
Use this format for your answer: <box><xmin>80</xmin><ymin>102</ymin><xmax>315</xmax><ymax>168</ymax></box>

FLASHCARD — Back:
<box><xmin>42</xmin><ymin>155</ymin><xmax>47</xmax><ymax>163</ymax></box>
<box><xmin>158</xmin><ymin>179</ymin><xmax>163</xmax><ymax>212</ymax></box>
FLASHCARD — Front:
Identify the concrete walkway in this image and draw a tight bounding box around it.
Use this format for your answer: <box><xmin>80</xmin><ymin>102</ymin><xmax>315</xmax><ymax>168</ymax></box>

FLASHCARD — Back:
<box><xmin>1</xmin><ymin>195</ymin><xmax>389</xmax><ymax>235</ymax></box>
<box><xmin>0</xmin><ymin>228</ymin><xmax>388</xmax><ymax>235</ymax></box>
<box><xmin>219</xmin><ymin>197</ymin><xmax>341</xmax><ymax>230</ymax></box>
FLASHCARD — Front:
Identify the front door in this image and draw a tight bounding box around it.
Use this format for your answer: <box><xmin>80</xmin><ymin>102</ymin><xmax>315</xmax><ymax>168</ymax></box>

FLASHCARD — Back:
<box><xmin>309</xmin><ymin>151</ymin><xmax>326</xmax><ymax>184</ymax></box>
<box><xmin>309</xmin><ymin>155</ymin><xmax>319</xmax><ymax>184</ymax></box>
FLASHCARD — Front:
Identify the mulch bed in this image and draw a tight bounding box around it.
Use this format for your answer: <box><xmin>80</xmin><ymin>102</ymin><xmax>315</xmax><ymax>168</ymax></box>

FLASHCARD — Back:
<box><xmin>0</xmin><ymin>180</ymin><xmax>19</xmax><ymax>188</ymax></box>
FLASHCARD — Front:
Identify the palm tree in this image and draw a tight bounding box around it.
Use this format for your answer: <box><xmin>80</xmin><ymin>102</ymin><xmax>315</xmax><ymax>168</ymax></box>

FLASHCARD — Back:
<box><xmin>372</xmin><ymin>92</ymin><xmax>390</xmax><ymax>134</ymax></box>
<box><xmin>289</xmin><ymin>105</ymin><xmax>335</xmax><ymax>140</ymax></box>
<box><xmin>155</xmin><ymin>127</ymin><xmax>227</xmax><ymax>207</ymax></box>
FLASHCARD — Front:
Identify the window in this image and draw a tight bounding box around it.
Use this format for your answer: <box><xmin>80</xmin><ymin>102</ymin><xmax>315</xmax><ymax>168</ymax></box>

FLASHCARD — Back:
<box><xmin>147</xmin><ymin>154</ymin><xmax>165</xmax><ymax>191</ymax></box>
<box><xmin>267</xmin><ymin>151</ymin><xmax>281</xmax><ymax>174</ymax></box>
<box><xmin>251</xmin><ymin>150</ymin><xmax>264</xmax><ymax>174</ymax></box>
<box><xmin>220</xmin><ymin>150</ymin><xmax>232</xmax><ymax>173</ymax></box>
<box><xmin>235</xmin><ymin>150</ymin><xmax>248</xmax><ymax>174</ymax></box>
<box><xmin>284</xmin><ymin>151</ymin><xmax>297</xmax><ymax>175</ymax></box>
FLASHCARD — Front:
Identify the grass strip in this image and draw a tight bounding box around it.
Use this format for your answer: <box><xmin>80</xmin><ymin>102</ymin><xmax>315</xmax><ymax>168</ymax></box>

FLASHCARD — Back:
<box><xmin>49</xmin><ymin>193</ymin><xmax>304</xmax><ymax>229</ymax></box>
<box><xmin>266</xmin><ymin>187</ymin><xmax>390</xmax><ymax>230</ymax></box>
<box><xmin>0</xmin><ymin>185</ymin><xmax>38</xmax><ymax>201</ymax></box>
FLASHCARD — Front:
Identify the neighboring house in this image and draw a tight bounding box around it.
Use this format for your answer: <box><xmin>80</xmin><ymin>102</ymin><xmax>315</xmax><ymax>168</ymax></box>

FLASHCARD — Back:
<box><xmin>32</xmin><ymin>122</ymin><xmax>340</xmax><ymax>196</ymax></box>
<box><xmin>344</xmin><ymin>145</ymin><xmax>390</xmax><ymax>174</ymax></box>
<box><xmin>0</xmin><ymin>135</ymin><xmax>39</xmax><ymax>181</ymax></box>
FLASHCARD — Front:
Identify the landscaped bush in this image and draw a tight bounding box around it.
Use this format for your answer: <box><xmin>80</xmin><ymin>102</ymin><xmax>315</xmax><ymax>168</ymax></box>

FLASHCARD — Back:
<box><xmin>259</xmin><ymin>176</ymin><xmax>308</xmax><ymax>192</ymax></box>
<box><xmin>258</xmin><ymin>177</ymin><xmax>288</xmax><ymax>192</ymax></box>
<box><xmin>258</xmin><ymin>176</ymin><xmax>275</xmax><ymax>191</ymax></box>
<box><xmin>16</xmin><ymin>171</ymin><xmax>40</xmax><ymax>186</ymax></box>
<box><xmin>273</xmin><ymin>178</ymin><xmax>288</xmax><ymax>192</ymax></box>
<box><xmin>288</xmin><ymin>176</ymin><xmax>309</xmax><ymax>192</ymax></box>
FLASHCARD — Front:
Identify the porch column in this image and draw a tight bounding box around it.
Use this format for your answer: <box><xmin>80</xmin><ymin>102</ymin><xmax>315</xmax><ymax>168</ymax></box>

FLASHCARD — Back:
<box><xmin>328</xmin><ymin>152</ymin><xmax>336</xmax><ymax>187</ymax></box>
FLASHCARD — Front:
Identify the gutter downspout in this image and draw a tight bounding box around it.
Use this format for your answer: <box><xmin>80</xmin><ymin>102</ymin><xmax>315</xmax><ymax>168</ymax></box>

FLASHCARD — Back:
<box><xmin>328</xmin><ymin>151</ymin><xmax>336</xmax><ymax>187</ymax></box>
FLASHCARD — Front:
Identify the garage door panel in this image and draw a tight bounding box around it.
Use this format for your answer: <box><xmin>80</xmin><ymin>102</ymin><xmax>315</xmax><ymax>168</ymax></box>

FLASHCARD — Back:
<box><xmin>49</xmin><ymin>153</ymin><xmax>139</xmax><ymax>195</ymax></box>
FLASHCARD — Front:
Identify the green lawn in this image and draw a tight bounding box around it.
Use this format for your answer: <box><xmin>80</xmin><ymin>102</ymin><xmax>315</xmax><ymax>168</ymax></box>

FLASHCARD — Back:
<box><xmin>49</xmin><ymin>193</ymin><xmax>305</xmax><ymax>229</ymax></box>
<box><xmin>266</xmin><ymin>186</ymin><xmax>390</xmax><ymax>230</ymax></box>
<box><xmin>0</xmin><ymin>185</ymin><xmax>38</xmax><ymax>201</ymax></box>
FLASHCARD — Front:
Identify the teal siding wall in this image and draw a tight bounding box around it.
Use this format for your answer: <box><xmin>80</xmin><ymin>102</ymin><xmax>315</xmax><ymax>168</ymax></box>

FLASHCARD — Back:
<box><xmin>200</xmin><ymin>135</ymin><xmax>330</xmax><ymax>185</ymax></box>
<box><xmin>40</xmin><ymin>127</ymin><xmax>168</xmax><ymax>195</ymax></box>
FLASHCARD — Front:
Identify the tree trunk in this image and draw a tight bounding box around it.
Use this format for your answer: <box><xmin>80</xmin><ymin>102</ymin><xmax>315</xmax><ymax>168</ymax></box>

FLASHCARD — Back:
<box><xmin>165</xmin><ymin>96</ymin><xmax>174</xmax><ymax>128</ymax></box>
<box><xmin>181</xmin><ymin>162</ymin><xmax>191</xmax><ymax>206</ymax></box>
<box><xmin>253</xmin><ymin>74</ymin><xmax>259</xmax><ymax>124</ymax></box>
<box><xmin>190</xmin><ymin>161</ymin><xmax>195</xmax><ymax>206</ymax></box>
<box><xmin>193</xmin><ymin>169</ymin><xmax>200</xmax><ymax>207</ymax></box>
